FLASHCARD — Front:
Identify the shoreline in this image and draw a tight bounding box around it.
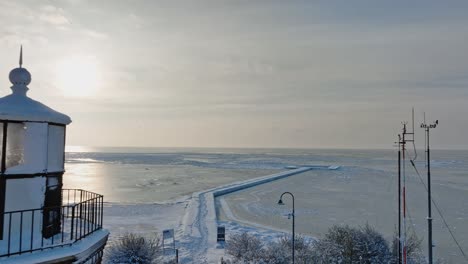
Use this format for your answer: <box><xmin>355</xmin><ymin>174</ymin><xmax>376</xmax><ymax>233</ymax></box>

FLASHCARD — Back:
<box><xmin>102</xmin><ymin>166</ymin><xmax>336</xmax><ymax>263</ymax></box>
<box><xmin>178</xmin><ymin>166</ymin><xmax>336</xmax><ymax>263</ymax></box>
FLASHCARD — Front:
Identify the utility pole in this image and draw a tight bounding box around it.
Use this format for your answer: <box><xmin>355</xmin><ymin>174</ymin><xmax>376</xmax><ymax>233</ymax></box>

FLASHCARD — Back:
<box><xmin>398</xmin><ymin>134</ymin><xmax>402</xmax><ymax>264</ymax></box>
<box><xmin>401</xmin><ymin>123</ymin><xmax>408</xmax><ymax>264</ymax></box>
<box><xmin>421</xmin><ymin>119</ymin><xmax>438</xmax><ymax>264</ymax></box>
<box><xmin>400</xmin><ymin>117</ymin><xmax>415</xmax><ymax>264</ymax></box>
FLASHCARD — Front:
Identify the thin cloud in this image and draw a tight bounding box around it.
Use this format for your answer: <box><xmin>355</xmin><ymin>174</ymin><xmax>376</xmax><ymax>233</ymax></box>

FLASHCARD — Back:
<box><xmin>39</xmin><ymin>5</ymin><xmax>71</xmax><ymax>27</ymax></box>
<box><xmin>81</xmin><ymin>29</ymin><xmax>108</xmax><ymax>39</ymax></box>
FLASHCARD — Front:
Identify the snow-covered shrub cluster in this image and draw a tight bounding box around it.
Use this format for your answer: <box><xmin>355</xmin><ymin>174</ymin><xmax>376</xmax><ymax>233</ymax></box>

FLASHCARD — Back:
<box><xmin>225</xmin><ymin>233</ymin><xmax>314</xmax><ymax>263</ymax></box>
<box><xmin>264</xmin><ymin>235</ymin><xmax>315</xmax><ymax>263</ymax></box>
<box><xmin>225</xmin><ymin>224</ymin><xmax>425</xmax><ymax>264</ymax></box>
<box><xmin>311</xmin><ymin>224</ymin><xmax>392</xmax><ymax>263</ymax></box>
<box><xmin>107</xmin><ymin>233</ymin><xmax>162</xmax><ymax>264</ymax></box>
<box><xmin>225</xmin><ymin>232</ymin><xmax>265</xmax><ymax>262</ymax></box>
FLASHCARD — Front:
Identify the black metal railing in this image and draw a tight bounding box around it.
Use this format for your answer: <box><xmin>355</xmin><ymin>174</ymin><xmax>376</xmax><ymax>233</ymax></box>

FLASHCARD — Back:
<box><xmin>0</xmin><ymin>189</ymin><xmax>104</xmax><ymax>258</ymax></box>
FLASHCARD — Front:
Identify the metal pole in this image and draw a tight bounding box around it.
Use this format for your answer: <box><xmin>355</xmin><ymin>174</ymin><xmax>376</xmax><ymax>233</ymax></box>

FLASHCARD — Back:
<box><xmin>279</xmin><ymin>192</ymin><xmax>295</xmax><ymax>264</ymax></box>
<box><xmin>427</xmin><ymin>127</ymin><xmax>433</xmax><ymax>264</ymax></box>
<box><xmin>402</xmin><ymin>125</ymin><xmax>407</xmax><ymax>264</ymax></box>
<box><xmin>292</xmin><ymin>195</ymin><xmax>295</xmax><ymax>264</ymax></box>
<box><xmin>70</xmin><ymin>206</ymin><xmax>75</xmax><ymax>240</ymax></box>
<box><xmin>398</xmin><ymin>146</ymin><xmax>402</xmax><ymax>264</ymax></box>
<box><xmin>421</xmin><ymin>119</ymin><xmax>437</xmax><ymax>263</ymax></box>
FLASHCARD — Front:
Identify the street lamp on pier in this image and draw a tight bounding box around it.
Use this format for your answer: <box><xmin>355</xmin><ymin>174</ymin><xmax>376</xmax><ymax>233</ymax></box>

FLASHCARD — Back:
<box><xmin>278</xmin><ymin>192</ymin><xmax>295</xmax><ymax>264</ymax></box>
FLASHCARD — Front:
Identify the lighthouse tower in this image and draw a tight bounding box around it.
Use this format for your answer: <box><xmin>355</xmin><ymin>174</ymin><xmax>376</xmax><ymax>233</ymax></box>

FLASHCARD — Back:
<box><xmin>0</xmin><ymin>48</ymin><xmax>108</xmax><ymax>263</ymax></box>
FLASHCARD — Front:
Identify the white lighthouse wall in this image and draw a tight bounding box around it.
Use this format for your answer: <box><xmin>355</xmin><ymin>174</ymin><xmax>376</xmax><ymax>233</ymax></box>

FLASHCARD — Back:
<box><xmin>5</xmin><ymin>122</ymin><xmax>48</xmax><ymax>174</ymax></box>
<box><xmin>2</xmin><ymin>177</ymin><xmax>45</xmax><ymax>250</ymax></box>
<box><xmin>5</xmin><ymin>177</ymin><xmax>46</xmax><ymax>212</ymax></box>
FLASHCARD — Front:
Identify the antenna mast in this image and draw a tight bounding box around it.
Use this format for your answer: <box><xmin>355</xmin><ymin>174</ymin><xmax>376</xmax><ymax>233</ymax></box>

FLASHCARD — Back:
<box><xmin>399</xmin><ymin>111</ymin><xmax>415</xmax><ymax>264</ymax></box>
<box><xmin>397</xmin><ymin>134</ymin><xmax>402</xmax><ymax>264</ymax></box>
<box><xmin>421</xmin><ymin>119</ymin><xmax>438</xmax><ymax>264</ymax></box>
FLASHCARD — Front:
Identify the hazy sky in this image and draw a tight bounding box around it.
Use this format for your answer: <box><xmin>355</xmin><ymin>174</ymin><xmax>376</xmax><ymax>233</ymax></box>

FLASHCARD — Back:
<box><xmin>1</xmin><ymin>0</ymin><xmax>468</xmax><ymax>149</ymax></box>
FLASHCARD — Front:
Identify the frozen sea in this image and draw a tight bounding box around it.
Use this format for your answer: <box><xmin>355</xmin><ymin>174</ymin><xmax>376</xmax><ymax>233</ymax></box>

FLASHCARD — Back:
<box><xmin>63</xmin><ymin>147</ymin><xmax>468</xmax><ymax>263</ymax></box>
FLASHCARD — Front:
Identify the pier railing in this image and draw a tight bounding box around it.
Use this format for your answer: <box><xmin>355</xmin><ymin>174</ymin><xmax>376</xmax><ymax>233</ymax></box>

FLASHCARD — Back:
<box><xmin>0</xmin><ymin>189</ymin><xmax>104</xmax><ymax>258</ymax></box>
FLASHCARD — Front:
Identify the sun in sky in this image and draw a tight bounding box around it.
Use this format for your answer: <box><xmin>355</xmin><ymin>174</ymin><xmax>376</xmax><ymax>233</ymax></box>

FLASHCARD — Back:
<box><xmin>54</xmin><ymin>56</ymin><xmax>100</xmax><ymax>97</ymax></box>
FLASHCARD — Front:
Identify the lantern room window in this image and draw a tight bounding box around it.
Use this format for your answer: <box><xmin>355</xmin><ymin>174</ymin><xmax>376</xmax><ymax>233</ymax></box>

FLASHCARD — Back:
<box><xmin>5</xmin><ymin>122</ymin><xmax>25</xmax><ymax>170</ymax></box>
<box><xmin>2</xmin><ymin>122</ymin><xmax>48</xmax><ymax>174</ymax></box>
<box><xmin>47</xmin><ymin>125</ymin><xmax>65</xmax><ymax>172</ymax></box>
<box><xmin>0</xmin><ymin>122</ymin><xmax>64</xmax><ymax>174</ymax></box>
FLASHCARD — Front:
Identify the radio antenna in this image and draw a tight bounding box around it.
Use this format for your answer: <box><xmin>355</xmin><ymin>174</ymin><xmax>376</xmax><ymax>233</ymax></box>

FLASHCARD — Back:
<box><xmin>399</xmin><ymin>111</ymin><xmax>415</xmax><ymax>264</ymax></box>
<box><xmin>411</xmin><ymin>108</ymin><xmax>418</xmax><ymax>162</ymax></box>
<box><xmin>421</xmin><ymin>118</ymin><xmax>438</xmax><ymax>264</ymax></box>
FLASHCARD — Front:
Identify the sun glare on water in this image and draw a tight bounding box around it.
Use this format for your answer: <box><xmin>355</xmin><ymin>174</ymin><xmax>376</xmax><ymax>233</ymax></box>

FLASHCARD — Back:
<box><xmin>55</xmin><ymin>56</ymin><xmax>100</xmax><ymax>97</ymax></box>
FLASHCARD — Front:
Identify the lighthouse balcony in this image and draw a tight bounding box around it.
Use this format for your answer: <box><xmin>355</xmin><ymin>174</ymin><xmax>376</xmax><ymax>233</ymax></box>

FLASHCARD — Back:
<box><xmin>0</xmin><ymin>189</ymin><xmax>105</xmax><ymax>259</ymax></box>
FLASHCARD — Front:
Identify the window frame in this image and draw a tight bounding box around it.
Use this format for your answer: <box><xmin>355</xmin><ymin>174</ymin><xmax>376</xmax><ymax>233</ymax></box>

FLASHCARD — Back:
<box><xmin>0</xmin><ymin>120</ymin><xmax>67</xmax><ymax>240</ymax></box>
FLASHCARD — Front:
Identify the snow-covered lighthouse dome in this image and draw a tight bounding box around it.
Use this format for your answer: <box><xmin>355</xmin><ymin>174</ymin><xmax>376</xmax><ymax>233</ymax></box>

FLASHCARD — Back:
<box><xmin>0</xmin><ymin>47</ymin><xmax>71</xmax><ymax>124</ymax></box>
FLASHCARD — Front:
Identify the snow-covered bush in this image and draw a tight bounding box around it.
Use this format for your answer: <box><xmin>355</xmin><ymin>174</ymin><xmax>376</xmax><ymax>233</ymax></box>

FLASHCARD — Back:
<box><xmin>226</xmin><ymin>225</ymin><xmax>401</xmax><ymax>263</ymax></box>
<box><xmin>391</xmin><ymin>229</ymin><xmax>425</xmax><ymax>264</ymax></box>
<box><xmin>225</xmin><ymin>233</ymin><xmax>314</xmax><ymax>264</ymax></box>
<box><xmin>107</xmin><ymin>233</ymin><xmax>162</xmax><ymax>264</ymax></box>
<box><xmin>261</xmin><ymin>240</ymin><xmax>290</xmax><ymax>264</ymax></box>
<box><xmin>311</xmin><ymin>224</ymin><xmax>392</xmax><ymax>263</ymax></box>
<box><xmin>263</xmin><ymin>235</ymin><xmax>314</xmax><ymax>264</ymax></box>
<box><xmin>225</xmin><ymin>232</ymin><xmax>265</xmax><ymax>263</ymax></box>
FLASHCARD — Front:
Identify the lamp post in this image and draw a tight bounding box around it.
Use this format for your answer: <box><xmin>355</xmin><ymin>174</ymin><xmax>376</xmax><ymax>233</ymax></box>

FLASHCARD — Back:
<box><xmin>278</xmin><ymin>192</ymin><xmax>295</xmax><ymax>264</ymax></box>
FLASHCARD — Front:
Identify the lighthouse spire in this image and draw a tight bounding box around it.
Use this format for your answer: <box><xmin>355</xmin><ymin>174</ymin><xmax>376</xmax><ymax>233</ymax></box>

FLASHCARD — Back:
<box><xmin>8</xmin><ymin>45</ymin><xmax>31</xmax><ymax>93</ymax></box>
<box><xmin>19</xmin><ymin>45</ymin><xmax>23</xmax><ymax>68</ymax></box>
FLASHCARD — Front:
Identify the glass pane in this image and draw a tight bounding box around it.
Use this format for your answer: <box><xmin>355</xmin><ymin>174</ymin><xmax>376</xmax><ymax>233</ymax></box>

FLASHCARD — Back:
<box><xmin>47</xmin><ymin>176</ymin><xmax>60</xmax><ymax>190</ymax></box>
<box><xmin>5</xmin><ymin>122</ymin><xmax>48</xmax><ymax>174</ymax></box>
<box><xmin>6</xmin><ymin>123</ymin><xmax>25</xmax><ymax>169</ymax></box>
<box><xmin>47</xmin><ymin>125</ymin><xmax>65</xmax><ymax>172</ymax></box>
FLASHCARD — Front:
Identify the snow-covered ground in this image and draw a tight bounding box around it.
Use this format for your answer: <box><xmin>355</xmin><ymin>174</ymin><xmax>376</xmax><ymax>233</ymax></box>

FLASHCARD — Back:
<box><xmin>101</xmin><ymin>162</ymin><xmax>468</xmax><ymax>263</ymax></box>
<box><xmin>103</xmin><ymin>167</ymin><xmax>325</xmax><ymax>263</ymax></box>
<box><xmin>218</xmin><ymin>165</ymin><xmax>468</xmax><ymax>263</ymax></box>
<box><xmin>68</xmin><ymin>149</ymin><xmax>468</xmax><ymax>263</ymax></box>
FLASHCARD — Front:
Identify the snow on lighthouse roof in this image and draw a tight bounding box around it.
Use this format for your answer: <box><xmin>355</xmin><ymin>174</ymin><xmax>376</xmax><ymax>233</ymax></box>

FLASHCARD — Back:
<box><xmin>0</xmin><ymin>47</ymin><xmax>71</xmax><ymax>125</ymax></box>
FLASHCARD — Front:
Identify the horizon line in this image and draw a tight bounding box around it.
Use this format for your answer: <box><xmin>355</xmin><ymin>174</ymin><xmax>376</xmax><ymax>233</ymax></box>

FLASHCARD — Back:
<box><xmin>65</xmin><ymin>145</ymin><xmax>468</xmax><ymax>152</ymax></box>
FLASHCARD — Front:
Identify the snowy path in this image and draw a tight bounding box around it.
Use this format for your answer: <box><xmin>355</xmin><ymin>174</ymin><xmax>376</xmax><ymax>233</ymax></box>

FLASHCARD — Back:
<box><xmin>176</xmin><ymin>166</ymin><xmax>329</xmax><ymax>263</ymax></box>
